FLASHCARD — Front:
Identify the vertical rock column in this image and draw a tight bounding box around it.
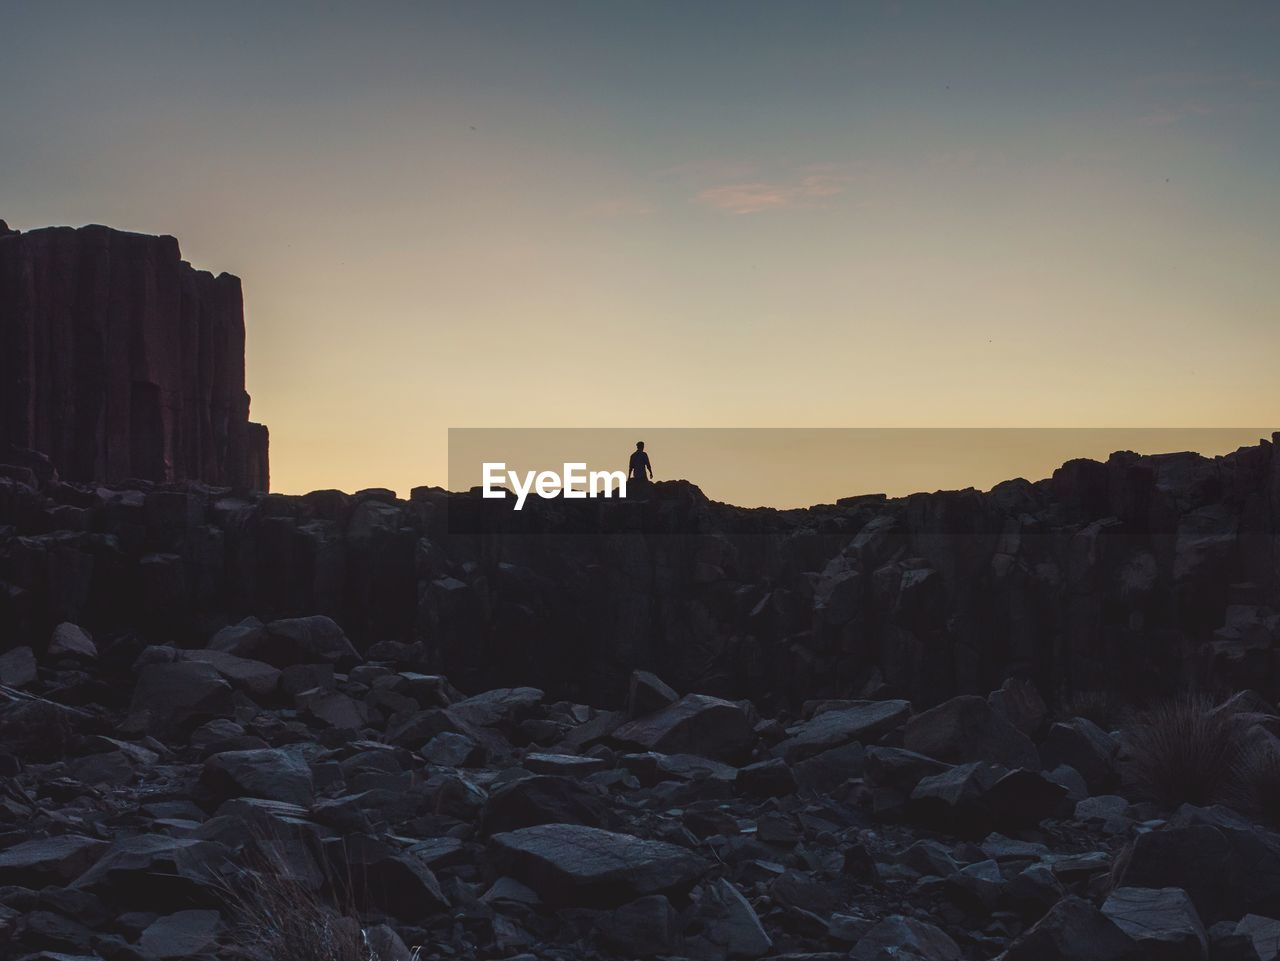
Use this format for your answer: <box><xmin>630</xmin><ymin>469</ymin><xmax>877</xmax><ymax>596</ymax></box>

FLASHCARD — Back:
<box><xmin>0</xmin><ymin>223</ymin><xmax>268</xmax><ymax>489</ymax></box>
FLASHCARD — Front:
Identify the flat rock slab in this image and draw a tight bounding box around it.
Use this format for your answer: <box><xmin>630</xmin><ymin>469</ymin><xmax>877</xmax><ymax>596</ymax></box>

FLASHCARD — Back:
<box><xmin>1102</xmin><ymin>886</ymin><xmax>1207</xmax><ymax>960</ymax></box>
<box><xmin>140</xmin><ymin>909</ymin><xmax>221</xmax><ymax>959</ymax></box>
<box><xmin>1002</xmin><ymin>895</ymin><xmax>1138</xmax><ymax>961</ymax></box>
<box><xmin>1237</xmin><ymin>914</ymin><xmax>1280</xmax><ymax>961</ymax></box>
<box><xmin>491</xmin><ymin>823</ymin><xmax>708</xmax><ymax>906</ymax></box>
<box><xmin>0</xmin><ymin>835</ymin><xmax>108</xmax><ymax>886</ymax></box>
<box><xmin>773</xmin><ymin>700</ymin><xmax>911</xmax><ymax>763</ymax></box>
<box><xmin>200</xmin><ymin>748</ymin><xmax>314</xmax><ymax>807</ymax></box>
<box><xmin>613</xmin><ymin>694</ymin><xmax>753</xmax><ymax>763</ymax></box>
<box><xmin>851</xmin><ymin>915</ymin><xmax>963</xmax><ymax>960</ymax></box>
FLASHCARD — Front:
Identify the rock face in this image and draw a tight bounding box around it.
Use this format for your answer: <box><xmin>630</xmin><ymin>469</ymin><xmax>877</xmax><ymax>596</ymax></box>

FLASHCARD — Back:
<box><xmin>2</xmin><ymin>435</ymin><xmax>1277</xmax><ymax>708</ymax></box>
<box><xmin>0</xmin><ymin>224</ymin><xmax>268</xmax><ymax>489</ymax></box>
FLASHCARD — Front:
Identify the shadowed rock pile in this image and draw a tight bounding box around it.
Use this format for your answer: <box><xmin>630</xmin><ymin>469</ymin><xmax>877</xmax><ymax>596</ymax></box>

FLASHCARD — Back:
<box><xmin>5</xmin><ymin>623</ymin><xmax>1280</xmax><ymax>959</ymax></box>
<box><xmin>1</xmin><ymin>434</ymin><xmax>1278</xmax><ymax>710</ymax></box>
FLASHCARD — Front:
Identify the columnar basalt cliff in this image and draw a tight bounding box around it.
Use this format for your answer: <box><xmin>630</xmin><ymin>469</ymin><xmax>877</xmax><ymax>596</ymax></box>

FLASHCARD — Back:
<box><xmin>0</xmin><ymin>221</ymin><xmax>268</xmax><ymax>489</ymax></box>
<box><xmin>0</xmin><ymin>437</ymin><xmax>1277</xmax><ymax>709</ymax></box>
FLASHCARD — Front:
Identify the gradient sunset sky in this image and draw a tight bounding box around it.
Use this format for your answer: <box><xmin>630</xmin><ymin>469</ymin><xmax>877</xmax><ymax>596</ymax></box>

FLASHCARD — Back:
<box><xmin>4</xmin><ymin>2</ymin><xmax>1277</xmax><ymax>502</ymax></box>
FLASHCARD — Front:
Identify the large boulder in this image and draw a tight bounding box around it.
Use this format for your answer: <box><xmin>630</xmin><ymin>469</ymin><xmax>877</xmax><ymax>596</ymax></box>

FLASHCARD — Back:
<box><xmin>210</xmin><ymin>615</ymin><xmax>360</xmax><ymax>667</ymax></box>
<box><xmin>71</xmin><ymin>835</ymin><xmax>225</xmax><ymax>910</ymax></box>
<box><xmin>140</xmin><ymin>910</ymin><xmax>222</xmax><ymax>959</ymax></box>
<box><xmin>613</xmin><ymin>694</ymin><xmax>753</xmax><ymax>763</ymax></box>
<box><xmin>447</xmin><ymin>686</ymin><xmax>544</xmax><ymax>728</ymax></box>
<box><xmin>327</xmin><ymin>834</ymin><xmax>449</xmax><ymax>920</ymax></box>
<box><xmin>852</xmin><ymin>915</ymin><xmax>963</xmax><ymax>960</ymax></box>
<box><xmin>48</xmin><ymin>622</ymin><xmax>97</xmax><ymax>659</ymax></box>
<box><xmin>183</xmin><ymin>649</ymin><xmax>281</xmax><ymax>698</ymax></box>
<box><xmin>628</xmin><ymin>670</ymin><xmax>679</xmax><ymax>718</ymax></box>
<box><xmin>479</xmin><ymin>774</ymin><xmax>611</xmax><ymax>835</ymax></box>
<box><xmin>904</xmin><ymin>695</ymin><xmax>1039</xmax><ymax>769</ymax></box>
<box><xmin>490</xmin><ymin>823</ymin><xmax>708</xmax><ymax>906</ymax></box>
<box><xmin>1040</xmin><ymin>717</ymin><xmax>1119</xmax><ymax>794</ymax></box>
<box><xmin>1001</xmin><ymin>895</ymin><xmax>1139</xmax><ymax>960</ymax></box>
<box><xmin>684</xmin><ymin>877</ymin><xmax>773</xmax><ymax>960</ymax></box>
<box><xmin>199</xmin><ymin>748</ymin><xmax>315</xmax><ymax>808</ymax></box>
<box><xmin>0</xmin><ymin>645</ymin><xmax>37</xmax><ymax>687</ymax></box>
<box><xmin>0</xmin><ymin>836</ymin><xmax>108</xmax><ymax>886</ymax></box>
<box><xmin>772</xmin><ymin>700</ymin><xmax>911</xmax><ymax>763</ymax></box>
<box><xmin>1114</xmin><ymin>807</ymin><xmax>1280</xmax><ymax>924</ymax></box>
<box><xmin>1101</xmin><ymin>887</ymin><xmax>1207</xmax><ymax>961</ymax></box>
<box><xmin>988</xmin><ymin>676</ymin><xmax>1048</xmax><ymax>737</ymax></box>
<box><xmin>129</xmin><ymin>661</ymin><xmax>235</xmax><ymax>734</ymax></box>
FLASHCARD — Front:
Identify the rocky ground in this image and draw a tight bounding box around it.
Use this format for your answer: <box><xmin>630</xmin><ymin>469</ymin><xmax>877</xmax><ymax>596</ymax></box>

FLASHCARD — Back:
<box><xmin>4</xmin><ymin>616</ymin><xmax>1280</xmax><ymax>960</ymax></box>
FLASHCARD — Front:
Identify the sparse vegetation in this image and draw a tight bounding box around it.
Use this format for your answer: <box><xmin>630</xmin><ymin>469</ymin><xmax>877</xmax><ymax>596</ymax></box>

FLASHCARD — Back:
<box><xmin>219</xmin><ymin>850</ymin><xmax>377</xmax><ymax>961</ymax></box>
<box><xmin>1121</xmin><ymin>694</ymin><xmax>1250</xmax><ymax>809</ymax></box>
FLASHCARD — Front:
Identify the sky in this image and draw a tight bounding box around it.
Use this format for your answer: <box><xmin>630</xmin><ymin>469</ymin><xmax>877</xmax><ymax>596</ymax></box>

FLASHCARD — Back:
<box><xmin>3</xmin><ymin>2</ymin><xmax>1278</xmax><ymax>502</ymax></box>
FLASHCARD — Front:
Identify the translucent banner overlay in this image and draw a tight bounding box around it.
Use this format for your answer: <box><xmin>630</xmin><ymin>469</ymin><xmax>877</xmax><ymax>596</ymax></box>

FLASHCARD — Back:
<box><xmin>443</xmin><ymin>427</ymin><xmax>1277</xmax><ymax>535</ymax></box>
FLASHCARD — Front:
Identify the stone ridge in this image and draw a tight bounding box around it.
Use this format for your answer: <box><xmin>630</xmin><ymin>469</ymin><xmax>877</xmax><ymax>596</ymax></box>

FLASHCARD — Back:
<box><xmin>0</xmin><ymin>222</ymin><xmax>268</xmax><ymax>489</ymax></box>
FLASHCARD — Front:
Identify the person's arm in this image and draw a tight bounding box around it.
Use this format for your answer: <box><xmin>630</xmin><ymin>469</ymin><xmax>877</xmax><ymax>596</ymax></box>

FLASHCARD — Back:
<box><xmin>646</xmin><ymin>453</ymin><xmax>653</xmax><ymax>478</ymax></box>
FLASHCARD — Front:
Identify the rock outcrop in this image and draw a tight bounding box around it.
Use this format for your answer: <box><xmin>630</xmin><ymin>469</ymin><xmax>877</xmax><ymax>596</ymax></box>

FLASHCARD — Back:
<box><xmin>1</xmin><ymin>436</ymin><xmax>1276</xmax><ymax>710</ymax></box>
<box><xmin>0</xmin><ymin>222</ymin><xmax>268</xmax><ymax>489</ymax></box>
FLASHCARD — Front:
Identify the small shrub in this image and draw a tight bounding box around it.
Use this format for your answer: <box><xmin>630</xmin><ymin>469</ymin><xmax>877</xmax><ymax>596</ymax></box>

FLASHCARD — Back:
<box><xmin>220</xmin><ymin>850</ymin><xmax>376</xmax><ymax>961</ymax></box>
<box><xmin>1121</xmin><ymin>694</ymin><xmax>1249</xmax><ymax>809</ymax></box>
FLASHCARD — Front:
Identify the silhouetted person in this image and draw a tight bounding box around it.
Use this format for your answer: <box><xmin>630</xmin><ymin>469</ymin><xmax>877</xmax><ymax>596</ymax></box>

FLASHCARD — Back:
<box><xmin>629</xmin><ymin>441</ymin><xmax>652</xmax><ymax>491</ymax></box>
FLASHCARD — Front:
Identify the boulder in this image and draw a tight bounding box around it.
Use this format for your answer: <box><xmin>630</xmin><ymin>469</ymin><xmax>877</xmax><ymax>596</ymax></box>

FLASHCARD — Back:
<box><xmin>851</xmin><ymin>915</ymin><xmax>962</xmax><ymax>960</ymax></box>
<box><xmin>490</xmin><ymin>823</ymin><xmax>707</xmax><ymax>906</ymax></box>
<box><xmin>772</xmin><ymin>700</ymin><xmax>911</xmax><ymax>763</ymax></box>
<box><xmin>684</xmin><ymin>877</ymin><xmax>773</xmax><ymax>960</ymax></box>
<box><xmin>139</xmin><ymin>909</ymin><xmax>221</xmax><ymax>959</ymax></box>
<box><xmin>988</xmin><ymin>676</ymin><xmax>1048</xmax><ymax>737</ymax></box>
<box><xmin>130</xmin><ymin>661</ymin><xmax>235</xmax><ymax>733</ymax></box>
<box><xmin>1114</xmin><ymin>808</ymin><xmax>1280</xmax><ymax>924</ymax></box>
<box><xmin>200</xmin><ymin>748</ymin><xmax>315</xmax><ymax>807</ymax></box>
<box><xmin>181</xmin><ymin>649</ymin><xmax>280</xmax><ymax>697</ymax></box>
<box><xmin>480</xmin><ymin>775</ymin><xmax>610</xmax><ymax>835</ymax></box>
<box><xmin>613</xmin><ymin>694</ymin><xmax>753</xmax><ymax>763</ymax></box>
<box><xmin>0</xmin><ymin>645</ymin><xmax>37</xmax><ymax>687</ymax></box>
<box><xmin>48</xmin><ymin>622</ymin><xmax>97</xmax><ymax>659</ymax></box>
<box><xmin>737</xmin><ymin>757</ymin><xmax>798</xmax><ymax>797</ymax></box>
<box><xmin>422</xmin><ymin>732</ymin><xmax>485</xmax><ymax>767</ymax></box>
<box><xmin>1237</xmin><ymin>915</ymin><xmax>1280</xmax><ymax>961</ymax></box>
<box><xmin>0</xmin><ymin>836</ymin><xmax>108</xmax><ymax>886</ymax></box>
<box><xmin>212</xmin><ymin>615</ymin><xmax>359</xmax><ymax>667</ymax></box>
<box><xmin>1040</xmin><ymin>717</ymin><xmax>1119</xmax><ymax>794</ymax></box>
<box><xmin>904</xmin><ymin>695</ymin><xmax>1038</xmax><ymax>769</ymax></box>
<box><xmin>597</xmin><ymin>895</ymin><xmax>678</xmax><ymax>957</ymax></box>
<box><xmin>1002</xmin><ymin>895</ymin><xmax>1139</xmax><ymax>960</ymax></box>
<box><xmin>628</xmin><ymin>670</ymin><xmax>679</xmax><ymax>718</ymax></box>
<box><xmin>71</xmin><ymin>834</ymin><xmax>224</xmax><ymax>909</ymax></box>
<box><xmin>330</xmin><ymin>835</ymin><xmax>449</xmax><ymax>919</ymax></box>
<box><xmin>448</xmin><ymin>687</ymin><xmax>544</xmax><ymax>728</ymax></box>
<box><xmin>1102</xmin><ymin>887</ymin><xmax>1207</xmax><ymax>961</ymax></box>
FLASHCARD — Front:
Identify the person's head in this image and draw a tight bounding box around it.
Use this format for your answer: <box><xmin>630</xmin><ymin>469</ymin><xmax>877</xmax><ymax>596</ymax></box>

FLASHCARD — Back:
<box><xmin>636</xmin><ymin>441</ymin><xmax>644</xmax><ymax>451</ymax></box>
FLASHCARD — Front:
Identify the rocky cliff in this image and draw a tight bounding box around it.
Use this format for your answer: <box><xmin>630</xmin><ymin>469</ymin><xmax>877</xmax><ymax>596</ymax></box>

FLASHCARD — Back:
<box><xmin>0</xmin><ymin>221</ymin><xmax>268</xmax><ymax>489</ymax></box>
<box><xmin>1</xmin><ymin>436</ymin><xmax>1276</xmax><ymax>710</ymax></box>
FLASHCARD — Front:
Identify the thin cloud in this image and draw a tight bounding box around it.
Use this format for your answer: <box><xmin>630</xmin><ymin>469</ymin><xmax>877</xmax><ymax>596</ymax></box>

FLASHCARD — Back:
<box><xmin>695</xmin><ymin>169</ymin><xmax>852</xmax><ymax>214</ymax></box>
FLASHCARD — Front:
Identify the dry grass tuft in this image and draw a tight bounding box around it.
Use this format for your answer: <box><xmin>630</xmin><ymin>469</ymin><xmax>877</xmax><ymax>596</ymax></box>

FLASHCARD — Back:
<box><xmin>1122</xmin><ymin>694</ymin><xmax>1250</xmax><ymax>809</ymax></box>
<box><xmin>219</xmin><ymin>848</ymin><xmax>378</xmax><ymax>961</ymax></box>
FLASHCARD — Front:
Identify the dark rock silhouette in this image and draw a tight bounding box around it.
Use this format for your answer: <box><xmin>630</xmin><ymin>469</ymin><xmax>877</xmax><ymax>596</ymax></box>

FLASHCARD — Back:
<box><xmin>0</xmin><ymin>223</ymin><xmax>267</xmax><ymax>489</ymax></box>
<box><xmin>0</xmin><ymin>435</ymin><xmax>1276</xmax><ymax>711</ymax></box>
